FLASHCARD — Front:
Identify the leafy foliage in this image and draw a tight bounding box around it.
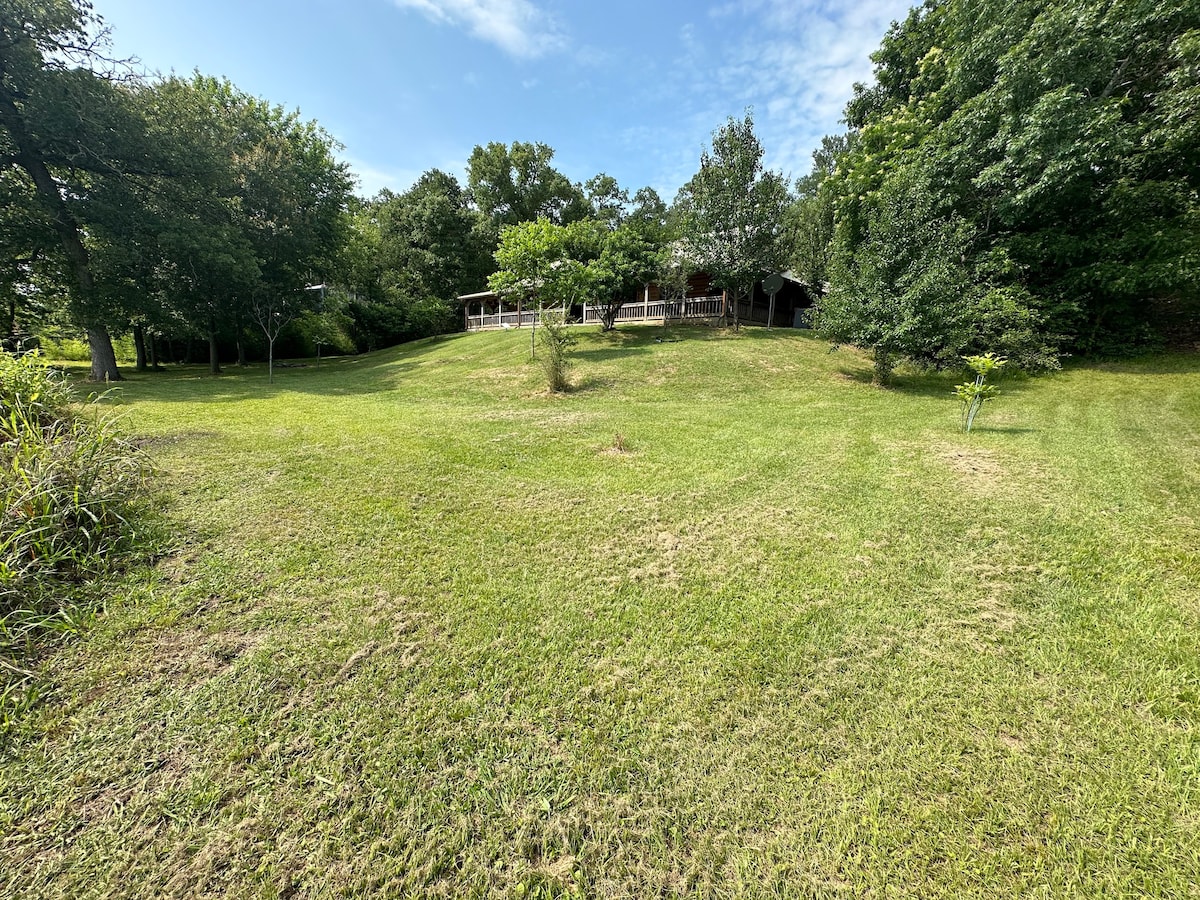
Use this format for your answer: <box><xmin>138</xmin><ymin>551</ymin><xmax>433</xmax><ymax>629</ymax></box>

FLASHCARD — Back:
<box><xmin>1</xmin><ymin>4</ymin><xmax>353</xmax><ymax>377</ymax></box>
<box><xmin>813</xmin><ymin>0</ymin><xmax>1200</xmax><ymax>368</ymax></box>
<box><xmin>341</xmin><ymin>173</ymin><xmax>494</xmax><ymax>350</ymax></box>
<box><xmin>953</xmin><ymin>352</ymin><xmax>1006</xmax><ymax>432</ymax></box>
<box><xmin>784</xmin><ymin>135</ymin><xmax>844</xmax><ymax>297</ymax></box>
<box><xmin>488</xmin><ymin>214</ymin><xmax>662</xmax><ymax>333</ymax></box>
<box><xmin>467</xmin><ymin>141</ymin><xmax>587</xmax><ymax>228</ymax></box>
<box><xmin>536</xmin><ymin>307</ymin><xmax>576</xmax><ymax>392</ymax></box>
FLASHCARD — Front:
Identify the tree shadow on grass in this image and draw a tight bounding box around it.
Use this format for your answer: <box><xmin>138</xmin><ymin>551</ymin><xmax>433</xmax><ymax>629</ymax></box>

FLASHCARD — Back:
<box><xmin>571</xmin><ymin>327</ymin><xmax>661</xmax><ymax>363</ymax></box>
<box><xmin>834</xmin><ymin>363</ymin><xmax>1039</xmax><ymax>403</ymax></box>
<box><xmin>568</xmin><ymin>374</ymin><xmax>618</xmax><ymax>394</ymax></box>
<box><xmin>1063</xmin><ymin>353</ymin><xmax>1200</xmax><ymax>376</ymax></box>
<box><xmin>87</xmin><ymin>333</ymin><xmax>482</xmax><ymax>404</ymax></box>
<box><xmin>833</xmin><ymin>366</ymin><xmax>959</xmax><ymax>400</ymax></box>
<box><xmin>972</xmin><ymin>425</ymin><xmax>1038</xmax><ymax>434</ymax></box>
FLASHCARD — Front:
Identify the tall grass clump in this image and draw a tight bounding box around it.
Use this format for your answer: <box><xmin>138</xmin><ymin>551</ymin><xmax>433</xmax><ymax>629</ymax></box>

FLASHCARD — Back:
<box><xmin>537</xmin><ymin>308</ymin><xmax>576</xmax><ymax>392</ymax></box>
<box><xmin>1</xmin><ymin>353</ymin><xmax>154</xmax><ymax>727</ymax></box>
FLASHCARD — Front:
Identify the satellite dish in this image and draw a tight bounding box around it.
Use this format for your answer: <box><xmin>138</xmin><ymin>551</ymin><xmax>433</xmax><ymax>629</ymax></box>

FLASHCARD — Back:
<box><xmin>763</xmin><ymin>273</ymin><xmax>785</xmax><ymax>295</ymax></box>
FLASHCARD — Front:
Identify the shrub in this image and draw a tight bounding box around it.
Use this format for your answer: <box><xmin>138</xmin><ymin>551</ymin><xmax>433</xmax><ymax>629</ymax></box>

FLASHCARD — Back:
<box><xmin>1</xmin><ymin>352</ymin><xmax>154</xmax><ymax>723</ymax></box>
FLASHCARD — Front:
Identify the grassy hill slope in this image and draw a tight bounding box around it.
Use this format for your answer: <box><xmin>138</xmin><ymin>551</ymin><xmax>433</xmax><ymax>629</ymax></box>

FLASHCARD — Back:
<box><xmin>3</xmin><ymin>327</ymin><xmax>1199</xmax><ymax>898</ymax></box>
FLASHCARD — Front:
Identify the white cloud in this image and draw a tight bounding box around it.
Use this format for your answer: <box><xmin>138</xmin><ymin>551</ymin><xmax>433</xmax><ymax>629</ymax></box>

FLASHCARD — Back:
<box><xmin>390</xmin><ymin>0</ymin><xmax>567</xmax><ymax>59</ymax></box>
<box><xmin>611</xmin><ymin>0</ymin><xmax>911</xmax><ymax>195</ymax></box>
<box><xmin>340</xmin><ymin>154</ymin><xmax>422</xmax><ymax>197</ymax></box>
<box><xmin>679</xmin><ymin>0</ymin><xmax>913</xmax><ymax>178</ymax></box>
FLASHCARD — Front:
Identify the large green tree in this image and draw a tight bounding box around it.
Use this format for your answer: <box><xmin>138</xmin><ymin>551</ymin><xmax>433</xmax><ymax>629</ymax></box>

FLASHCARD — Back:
<box><xmin>785</xmin><ymin>134</ymin><xmax>846</xmax><ymax>298</ymax></box>
<box><xmin>0</xmin><ymin>0</ymin><xmax>151</xmax><ymax>379</ymax></box>
<box><xmin>377</xmin><ymin>170</ymin><xmax>495</xmax><ymax>305</ymax></box>
<box><xmin>343</xmin><ymin>170</ymin><xmax>493</xmax><ymax>349</ymax></box>
<box><xmin>675</xmin><ymin>112</ymin><xmax>791</xmax><ymax>329</ymax></box>
<box><xmin>467</xmin><ymin>141</ymin><xmax>586</xmax><ymax>227</ymax></box>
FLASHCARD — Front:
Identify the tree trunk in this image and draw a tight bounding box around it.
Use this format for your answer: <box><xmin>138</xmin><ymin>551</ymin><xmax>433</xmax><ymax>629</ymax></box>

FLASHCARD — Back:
<box><xmin>0</xmin><ymin>91</ymin><xmax>121</xmax><ymax>381</ymax></box>
<box><xmin>133</xmin><ymin>325</ymin><xmax>148</xmax><ymax>371</ymax></box>
<box><xmin>236</xmin><ymin>336</ymin><xmax>247</xmax><ymax>367</ymax></box>
<box><xmin>149</xmin><ymin>332</ymin><xmax>160</xmax><ymax>369</ymax></box>
<box><xmin>4</xmin><ymin>294</ymin><xmax>15</xmax><ymax>343</ymax></box>
<box><xmin>208</xmin><ymin>320</ymin><xmax>221</xmax><ymax>374</ymax></box>
<box><xmin>86</xmin><ymin>325</ymin><xmax>121</xmax><ymax>382</ymax></box>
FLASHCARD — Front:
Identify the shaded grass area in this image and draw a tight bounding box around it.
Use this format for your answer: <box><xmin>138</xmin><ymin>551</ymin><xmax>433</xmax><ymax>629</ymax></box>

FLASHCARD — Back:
<box><xmin>2</xmin><ymin>327</ymin><xmax>1198</xmax><ymax>898</ymax></box>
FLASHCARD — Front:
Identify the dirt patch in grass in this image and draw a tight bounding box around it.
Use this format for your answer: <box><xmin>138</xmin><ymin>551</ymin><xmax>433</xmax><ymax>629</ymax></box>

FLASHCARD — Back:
<box><xmin>933</xmin><ymin>442</ymin><xmax>1004</xmax><ymax>489</ymax></box>
<box><xmin>597</xmin><ymin>432</ymin><xmax>635</xmax><ymax>457</ymax></box>
<box><xmin>140</xmin><ymin>628</ymin><xmax>264</xmax><ymax>682</ymax></box>
<box><xmin>482</xmin><ymin>408</ymin><xmax>597</xmax><ymax>428</ymax></box>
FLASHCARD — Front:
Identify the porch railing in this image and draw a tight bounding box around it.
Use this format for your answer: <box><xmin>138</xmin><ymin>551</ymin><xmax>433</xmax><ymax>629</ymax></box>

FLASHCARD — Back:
<box><xmin>466</xmin><ymin>294</ymin><xmax>754</xmax><ymax>330</ymax></box>
<box><xmin>465</xmin><ymin>309</ymin><xmax>541</xmax><ymax>330</ymax></box>
<box><xmin>581</xmin><ymin>295</ymin><xmax>725</xmax><ymax>324</ymax></box>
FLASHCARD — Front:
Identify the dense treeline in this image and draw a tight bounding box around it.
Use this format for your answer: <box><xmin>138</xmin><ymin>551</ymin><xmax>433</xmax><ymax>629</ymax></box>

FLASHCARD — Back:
<box><xmin>339</xmin><ymin>144</ymin><xmax>669</xmax><ymax>349</ymax></box>
<box><xmin>803</xmin><ymin>0</ymin><xmax>1200</xmax><ymax>381</ymax></box>
<box><xmin>2</xmin><ymin>2</ymin><xmax>353</xmax><ymax>380</ymax></box>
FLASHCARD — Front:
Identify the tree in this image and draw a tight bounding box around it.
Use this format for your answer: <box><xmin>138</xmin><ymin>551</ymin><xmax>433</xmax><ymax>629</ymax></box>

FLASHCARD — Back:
<box><xmin>819</xmin><ymin>163</ymin><xmax>979</xmax><ymax>384</ymax></box>
<box><xmin>340</xmin><ymin>170</ymin><xmax>494</xmax><ymax>350</ymax></box>
<box><xmin>583</xmin><ymin>173</ymin><xmax>629</xmax><ymax>229</ymax></box>
<box><xmin>488</xmin><ymin>218</ymin><xmax>572</xmax><ymax>309</ymax></box>
<box><xmin>378</xmin><ymin>170</ymin><xmax>494</xmax><ymax>302</ymax></box>
<box><xmin>130</xmin><ymin>75</ymin><xmax>263</xmax><ymax>375</ymax></box>
<box><xmin>785</xmin><ymin>135</ymin><xmax>846</xmax><ymax>297</ymax></box>
<box><xmin>588</xmin><ymin>223</ymin><xmax>660</xmax><ymax>331</ymax></box>
<box><xmin>627</xmin><ymin>186</ymin><xmax>670</xmax><ymax>241</ymax></box>
<box><xmin>467</xmin><ymin>141</ymin><xmax>586</xmax><ymax>227</ymax></box>
<box><xmin>675</xmin><ymin>112</ymin><xmax>791</xmax><ymax>329</ymax></box>
<box><xmin>488</xmin><ymin>218</ymin><xmax>593</xmax><ymax>356</ymax></box>
<box><xmin>0</xmin><ymin>1</ymin><xmax>141</xmax><ymax>379</ymax></box>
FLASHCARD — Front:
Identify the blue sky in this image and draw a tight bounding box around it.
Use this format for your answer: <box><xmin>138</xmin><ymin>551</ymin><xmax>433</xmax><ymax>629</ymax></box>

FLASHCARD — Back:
<box><xmin>96</xmin><ymin>0</ymin><xmax>914</xmax><ymax>199</ymax></box>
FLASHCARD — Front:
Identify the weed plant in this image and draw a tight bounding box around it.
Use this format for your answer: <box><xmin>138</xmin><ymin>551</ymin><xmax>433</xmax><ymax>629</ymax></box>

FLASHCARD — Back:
<box><xmin>954</xmin><ymin>352</ymin><xmax>1006</xmax><ymax>431</ymax></box>
<box><xmin>0</xmin><ymin>353</ymin><xmax>154</xmax><ymax>729</ymax></box>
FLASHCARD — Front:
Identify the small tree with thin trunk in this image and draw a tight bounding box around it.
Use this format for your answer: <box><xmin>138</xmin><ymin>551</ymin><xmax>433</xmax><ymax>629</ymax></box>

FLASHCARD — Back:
<box><xmin>251</xmin><ymin>288</ymin><xmax>318</xmax><ymax>383</ymax></box>
<box><xmin>489</xmin><ymin>218</ymin><xmax>572</xmax><ymax>358</ymax></box>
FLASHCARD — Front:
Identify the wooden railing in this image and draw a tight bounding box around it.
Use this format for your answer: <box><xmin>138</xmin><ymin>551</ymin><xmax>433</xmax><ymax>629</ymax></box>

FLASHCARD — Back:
<box><xmin>466</xmin><ymin>309</ymin><xmax>541</xmax><ymax>330</ymax></box>
<box><xmin>582</xmin><ymin>295</ymin><xmax>725</xmax><ymax>324</ymax></box>
<box><xmin>467</xmin><ymin>294</ymin><xmax>745</xmax><ymax>330</ymax></box>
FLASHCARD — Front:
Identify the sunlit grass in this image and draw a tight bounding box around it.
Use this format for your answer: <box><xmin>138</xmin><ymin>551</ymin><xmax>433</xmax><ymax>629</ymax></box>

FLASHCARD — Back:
<box><xmin>2</xmin><ymin>327</ymin><xmax>1198</xmax><ymax>898</ymax></box>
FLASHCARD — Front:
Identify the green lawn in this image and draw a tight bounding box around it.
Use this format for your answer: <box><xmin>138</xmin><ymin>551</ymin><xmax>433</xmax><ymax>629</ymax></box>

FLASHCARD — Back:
<box><xmin>3</xmin><ymin>326</ymin><xmax>1199</xmax><ymax>898</ymax></box>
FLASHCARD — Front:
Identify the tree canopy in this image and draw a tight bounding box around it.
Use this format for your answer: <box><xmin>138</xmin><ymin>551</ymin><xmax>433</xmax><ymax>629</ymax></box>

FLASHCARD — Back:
<box><xmin>811</xmin><ymin>0</ymin><xmax>1200</xmax><ymax>375</ymax></box>
<box><xmin>1</xmin><ymin>3</ymin><xmax>353</xmax><ymax>377</ymax></box>
<box><xmin>467</xmin><ymin>141</ymin><xmax>587</xmax><ymax>228</ymax></box>
<box><xmin>674</xmin><ymin>112</ymin><xmax>791</xmax><ymax>328</ymax></box>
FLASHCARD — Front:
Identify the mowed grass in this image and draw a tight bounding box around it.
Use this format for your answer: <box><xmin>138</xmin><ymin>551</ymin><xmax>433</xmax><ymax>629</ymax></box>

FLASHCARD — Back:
<box><xmin>2</xmin><ymin>326</ymin><xmax>1199</xmax><ymax>898</ymax></box>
